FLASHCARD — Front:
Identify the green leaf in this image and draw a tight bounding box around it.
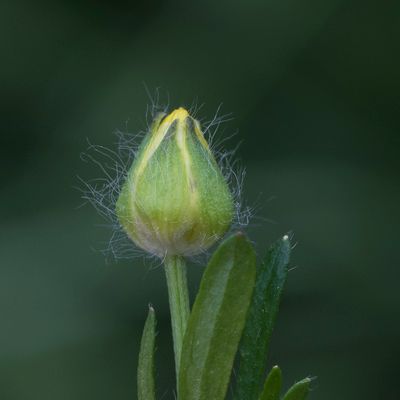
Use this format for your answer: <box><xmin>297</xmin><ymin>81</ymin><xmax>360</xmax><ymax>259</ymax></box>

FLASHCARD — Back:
<box><xmin>282</xmin><ymin>378</ymin><xmax>312</xmax><ymax>400</ymax></box>
<box><xmin>137</xmin><ymin>306</ymin><xmax>156</xmax><ymax>400</ymax></box>
<box><xmin>259</xmin><ymin>365</ymin><xmax>282</xmax><ymax>400</ymax></box>
<box><xmin>234</xmin><ymin>235</ymin><xmax>291</xmax><ymax>400</ymax></box>
<box><xmin>179</xmin><ymin>232</ymin><xmax>257</xmax><ymax>400</ymax></box>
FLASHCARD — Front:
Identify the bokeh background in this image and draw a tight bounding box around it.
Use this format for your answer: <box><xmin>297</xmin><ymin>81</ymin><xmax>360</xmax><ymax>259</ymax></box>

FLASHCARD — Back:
<box><xmin>1</xmin><ymin>0</ymin><xmax>399</xmax><ymax>399</ymax></box>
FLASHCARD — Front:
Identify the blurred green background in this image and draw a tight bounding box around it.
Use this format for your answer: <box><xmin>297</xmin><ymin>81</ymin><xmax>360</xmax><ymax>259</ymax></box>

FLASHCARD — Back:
<box><xmin>1</xmin><ymin>0</ymin><xmax>399</xmax><ymax>399</ymax></box>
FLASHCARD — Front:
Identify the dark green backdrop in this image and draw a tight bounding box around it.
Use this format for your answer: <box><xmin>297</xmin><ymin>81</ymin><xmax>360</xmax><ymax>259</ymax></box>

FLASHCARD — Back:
<box><xmin>1</xmin><ymin>0</ymin><xmax>399</xmax><ymax>399</ymax></box>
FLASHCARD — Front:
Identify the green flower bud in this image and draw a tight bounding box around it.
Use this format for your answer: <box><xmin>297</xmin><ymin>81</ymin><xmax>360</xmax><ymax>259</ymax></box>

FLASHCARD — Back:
<box><xmin>116</xmin><ymin>108</ymin><xmax>234</xmax><ymax>257</ymax></box>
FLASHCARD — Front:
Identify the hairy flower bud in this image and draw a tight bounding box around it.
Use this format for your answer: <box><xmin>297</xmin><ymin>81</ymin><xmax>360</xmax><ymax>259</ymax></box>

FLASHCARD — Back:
<box><xmin>116</xmin><ymin>107</ymin><xmax>234</xmax><ymax>257</ymax></box>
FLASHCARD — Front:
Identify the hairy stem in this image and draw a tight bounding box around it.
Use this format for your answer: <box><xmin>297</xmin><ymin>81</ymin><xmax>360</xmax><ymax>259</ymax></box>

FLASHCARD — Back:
<box><xmin>164</xmin><ymin>255</ymin><xmax>190</xmax><ymax>386</ymax></box>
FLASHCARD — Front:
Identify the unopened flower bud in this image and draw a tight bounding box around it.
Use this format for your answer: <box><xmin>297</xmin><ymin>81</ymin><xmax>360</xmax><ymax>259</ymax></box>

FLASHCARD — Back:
<box><xmin>116</xmin><ymin>107</ymin><xmax>234</xmax><ymax>257</ymax></box>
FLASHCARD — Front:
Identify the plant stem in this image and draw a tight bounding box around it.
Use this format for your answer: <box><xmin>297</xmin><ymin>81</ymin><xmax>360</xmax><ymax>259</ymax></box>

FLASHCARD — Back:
<box><xmin>164</xmin><ymin>255</ymin><xmax>190</xmax><ymax>384</ymax></box>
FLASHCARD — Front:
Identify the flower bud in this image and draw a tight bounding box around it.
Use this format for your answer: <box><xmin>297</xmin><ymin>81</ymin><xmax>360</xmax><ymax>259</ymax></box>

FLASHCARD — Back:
<box><xmin>116</xmin><ymin>107</ymin><xmax>234</xmax><ymax>257</ymax></box>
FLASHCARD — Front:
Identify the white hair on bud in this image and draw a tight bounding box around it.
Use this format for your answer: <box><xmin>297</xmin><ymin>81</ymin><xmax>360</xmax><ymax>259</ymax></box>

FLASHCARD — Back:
<box><xmin>199</xmin><ymin>103</ymin><xmax>254</xmax><ymax>233</ymax></box>
<box><xmin>79</xmin><ymin>89</ymin><xmax>253</xmax><ymax>262</ymax></box>
<box><xmin>78</xmin><ymin>139</ymin><xmax>143</xmax><ymax>261</ymax></box>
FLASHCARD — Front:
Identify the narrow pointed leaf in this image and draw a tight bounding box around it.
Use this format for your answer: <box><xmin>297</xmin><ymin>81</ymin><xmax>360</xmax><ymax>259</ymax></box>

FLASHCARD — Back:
<box><xmin>179</xmin><ymin>232</ymin><xmax>257</xmax><ymax>400</ymax></box>
<box><xmin>234</xmin><ymin>235</ymin><xmax>291</xmax><ymax>400</ymax></box>
<box><xmin>283</xmin><ymin>378</ymin><xmax>312</xmax><ymax>400</ymax></box>
<box><xmin>259</xmin><ymin>365</ymin><xmax>282</xmax><ymax>400</ymax></box>
<box><xmin>137</xmin><ymin>306</ymin><xmax>156</xmax><ymax>400</ymax></box>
